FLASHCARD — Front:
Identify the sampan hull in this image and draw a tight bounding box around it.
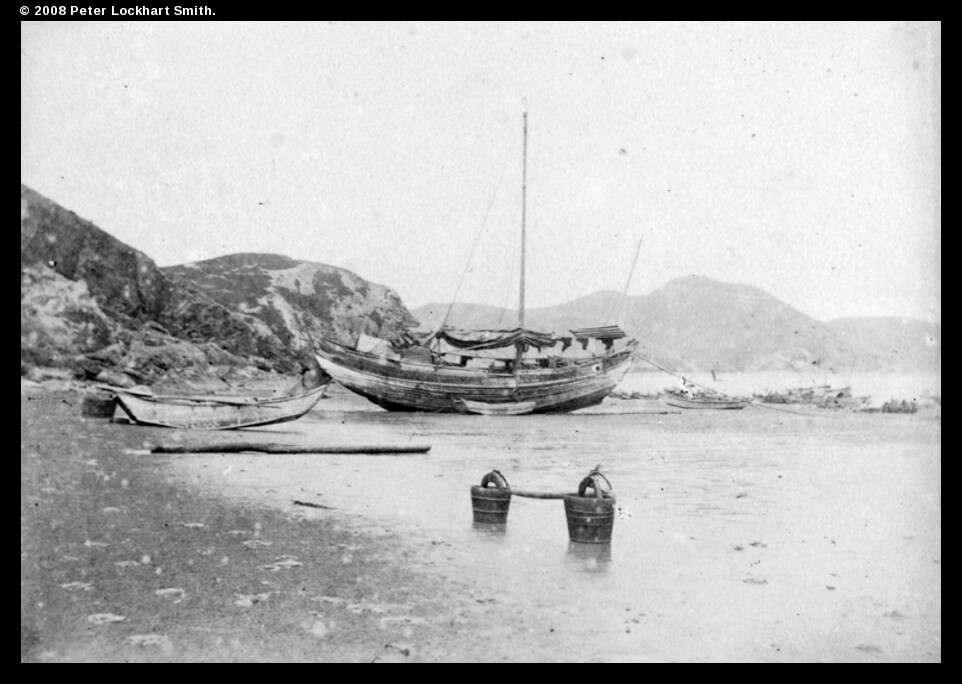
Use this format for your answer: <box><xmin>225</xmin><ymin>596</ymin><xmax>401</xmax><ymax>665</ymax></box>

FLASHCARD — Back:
<box><xmin>111</xmin><ymin>385</ymin><xmax>328</xmax><ymax>430</ymax></box>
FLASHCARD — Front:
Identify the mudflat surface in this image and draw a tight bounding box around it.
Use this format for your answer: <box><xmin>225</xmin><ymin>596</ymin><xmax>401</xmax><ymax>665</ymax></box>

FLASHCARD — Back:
<box><xmin>22</xmin><ymin>381</ymin><xmax>941</xmax><ymax>662</ymax></box>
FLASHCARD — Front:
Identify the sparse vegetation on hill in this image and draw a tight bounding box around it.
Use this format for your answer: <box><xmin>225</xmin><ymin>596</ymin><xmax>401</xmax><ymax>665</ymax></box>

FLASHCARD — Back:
<box><xmin>165</xmin><ymin>254</ymin><xmax>417</xmax><ymax>351</ymax></box>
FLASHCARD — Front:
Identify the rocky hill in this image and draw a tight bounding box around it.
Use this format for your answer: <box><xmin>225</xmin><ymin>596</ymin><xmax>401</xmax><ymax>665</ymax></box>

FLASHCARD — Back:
<box><xmin>22</xmin><ymin>183</ymin><xmax>937</xmax><ymax>381</ymax></box>
<box><xmin>165</xmin><ymin>254</ymin><xmax>418</xmax><ymax>350</ymax></box>
<box><xmin>20</xmin><ymin>184</ymin><xmax>415</xmax><ymax>384</ymax></box>
<box><xmin>412</xmin><ymin>276</ymin><xmax>940</xmax><ymax>373</ymax></box>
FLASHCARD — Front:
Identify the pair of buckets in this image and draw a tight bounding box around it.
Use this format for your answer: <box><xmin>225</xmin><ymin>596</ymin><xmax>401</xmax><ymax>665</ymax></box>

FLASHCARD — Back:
<box><xmin>470</xmin><ymin>469</ymin><xmax>616</xmax><ymax>544</ymax></box>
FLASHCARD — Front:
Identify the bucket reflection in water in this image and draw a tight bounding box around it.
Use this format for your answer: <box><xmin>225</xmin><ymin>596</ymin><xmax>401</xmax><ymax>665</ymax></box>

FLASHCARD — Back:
<box><xmin>566</xmin><ymin>540</ymin><xmax>612</xmax><ymax>573</ymax></box>
<box><xmin>471</xmin><ymin>520</ymin><xmax>508</xmax><ymax>537</ymax></box>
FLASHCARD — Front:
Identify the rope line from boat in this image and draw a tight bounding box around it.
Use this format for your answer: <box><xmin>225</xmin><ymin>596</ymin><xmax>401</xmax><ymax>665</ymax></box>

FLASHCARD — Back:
<box><xmin>629</xmin><ymin>352</ymin><xmax>838</xmax><ymax>419</ymax></box>
<box><xmin>495</xmin><ymin>252</ymin><xmax>516</xmax><ymax>328</ymax></box>
<box><xmin>605</xmin><ymin>236</ymin><xmax>643</xmax><ymax>327</ymax></box>
<box><xmin>438</xmin><ymin>159</ymin><xmax>510</xmax><ymax>334</ymax></box>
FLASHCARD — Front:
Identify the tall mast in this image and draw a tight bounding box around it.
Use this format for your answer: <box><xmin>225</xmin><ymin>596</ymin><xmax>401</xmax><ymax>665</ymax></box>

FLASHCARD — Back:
<box><xmin>519</xmin><ymin>111</ymin><xmax>528</xmax><ymax>328</ymax></box>
<box><xmin>514</xmin><ymin>112</ymin><xmax>528</xmax><ymax>378</ymax></box>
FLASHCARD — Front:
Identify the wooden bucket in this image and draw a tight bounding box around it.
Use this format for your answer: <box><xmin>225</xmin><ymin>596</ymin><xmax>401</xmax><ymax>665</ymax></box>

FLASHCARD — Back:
<box><xmin>563</xmin><ymin>473</ymin><xmax>615</xmax><ymax>544</ymax></box>
<box><xmin>470</xmin><ymin>470</ymin><xmax>511</xmax><ymax>524</ymax></box>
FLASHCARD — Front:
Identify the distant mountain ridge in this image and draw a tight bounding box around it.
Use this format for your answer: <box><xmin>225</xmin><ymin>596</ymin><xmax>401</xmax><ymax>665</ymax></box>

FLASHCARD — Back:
<box><xmin>21</xmin><ymin>182</ymin><xmax>938</xmax><ymax>380</ymax></box>
<box><xmin>825</xmin><ymin>317</ymin><xmax>941</xmax><ymax>373</ymax></box>
<box><xmin>412</xmin><ymin>276</ymin><xmax>940</xmax><ymax>373</ymax></box>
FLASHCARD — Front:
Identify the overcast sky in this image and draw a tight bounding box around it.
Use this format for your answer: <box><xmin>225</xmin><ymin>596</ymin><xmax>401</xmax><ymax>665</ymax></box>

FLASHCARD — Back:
<box><xmin>21</xmin><ymin>21</ymin><xmax>940</xmax><ymax>323</ymax></box>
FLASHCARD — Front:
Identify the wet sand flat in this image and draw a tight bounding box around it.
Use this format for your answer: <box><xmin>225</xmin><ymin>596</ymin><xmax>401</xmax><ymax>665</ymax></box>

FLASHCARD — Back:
<box><xmin>22</xmin><ymin>382</ymin><xmax>940</xmax><ymax>662</ymax></box>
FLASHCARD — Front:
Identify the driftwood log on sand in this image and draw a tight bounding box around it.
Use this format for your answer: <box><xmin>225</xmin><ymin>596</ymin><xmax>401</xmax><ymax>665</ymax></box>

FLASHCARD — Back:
<box><xmin>151</xmin><ymin>443</ymin><xmax>431</xmax><ymax>455</ymax></box>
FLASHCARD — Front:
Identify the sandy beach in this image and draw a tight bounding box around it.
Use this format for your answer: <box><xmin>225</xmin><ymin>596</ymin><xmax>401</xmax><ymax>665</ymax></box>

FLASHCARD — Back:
<box><xmin>21</xmin><ymin>383</ymin><xmax>458</xmax><ymax>663</ymax></box>
<box><xmin>21</xmin><ymin>379</ymin><xmax>941</xmax><ymax>662</ymax></box>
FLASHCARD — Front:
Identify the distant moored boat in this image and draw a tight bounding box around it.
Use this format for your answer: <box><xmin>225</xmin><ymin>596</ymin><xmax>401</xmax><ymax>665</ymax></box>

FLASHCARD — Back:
<box><xmin>660</xmin><ymin>387</ymin><xmax>750</xmax><ymax>410</ymax></box>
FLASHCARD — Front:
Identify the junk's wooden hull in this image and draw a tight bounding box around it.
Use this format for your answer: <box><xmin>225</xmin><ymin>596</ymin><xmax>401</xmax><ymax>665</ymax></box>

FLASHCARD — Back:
<box><xmin>315</xmin><ymin>339</ymin><xmax>636</xmax><ymax>414</ymax></box>
<box><xmin>660</xmin><ymin>394</ymin><xmax>749</xmax><ymax>410</ymax></box>
<box><xmin>111</xmin><ymin>385</ymin><xmax>328</xmax><ymax>430</ymax></box>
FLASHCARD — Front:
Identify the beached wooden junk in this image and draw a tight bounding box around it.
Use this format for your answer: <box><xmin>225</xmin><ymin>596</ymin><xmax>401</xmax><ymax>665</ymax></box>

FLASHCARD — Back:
<box><xmin>315</xmin><ymin>330</ymin><xmax>635</xmax><ymax>415</ymax></box>
<box><xmin>314</xmin><ymin>114</ymin><xmax>636</xmax><ymax>415</ymax></box>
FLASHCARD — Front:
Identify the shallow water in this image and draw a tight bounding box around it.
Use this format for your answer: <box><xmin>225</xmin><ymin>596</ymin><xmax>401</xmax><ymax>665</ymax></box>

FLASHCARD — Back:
<box><xmin>170</xmin><ymin>385</ymin><xmax>941</xmax><ymax>662</ymax></box>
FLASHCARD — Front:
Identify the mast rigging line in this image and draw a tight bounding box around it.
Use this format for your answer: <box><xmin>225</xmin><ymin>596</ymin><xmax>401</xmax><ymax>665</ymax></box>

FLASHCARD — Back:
<box><xmin>617</xmin><ymin>237</ymin><xmax>644</xmax><ymax>327</ymax></box>
<box><xmin>438</xmin><ymin>157</ymin><xmax>510</xmax><ymax>333</ymax></box>
<box><xmin>603</xmin><ymin>236</ymin><xmax>644</xmax><ymax>325</ymax></box>
<box><xmin>495</xmin><ymin>260</ymin><xmax>515</xmax><ymax>328</ymax></box>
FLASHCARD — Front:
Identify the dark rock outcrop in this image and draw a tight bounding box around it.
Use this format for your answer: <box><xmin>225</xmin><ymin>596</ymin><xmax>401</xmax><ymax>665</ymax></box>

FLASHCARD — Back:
<box><xmin>21</xmin><ymin>185</ymin><xmax>172</xmax><ymax>324</ymax></box>
<box><xmin>21</xmin><ymin>263</ymin><xmax>117</xmax><ymax>368</ymax></box>
<box><xmin>21</xmin><ymin>184</ymin><xmax>416</xmax><ymax>381</ymax></box>
<box><xmin>21</xmin><ymin>184</ymin><xmax>297</xmax><ymax>378</ymax></box>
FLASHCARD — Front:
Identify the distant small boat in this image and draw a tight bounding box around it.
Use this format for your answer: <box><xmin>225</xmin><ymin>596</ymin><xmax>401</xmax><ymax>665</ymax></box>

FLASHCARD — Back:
<box><xmin>660</xmin><ymin>387</ymin><xmax>749</xmax><ymax>410</ymax></box>
<box><xmin>107</xmin><ymin>383</ymin><xmax>329</xmax><ymax>430</ymax></box>
<box><xmin>754</xmin><ymin>385</ymin><xmax>852</xmax><ymax>405</ymax></box>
